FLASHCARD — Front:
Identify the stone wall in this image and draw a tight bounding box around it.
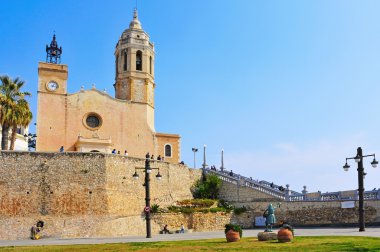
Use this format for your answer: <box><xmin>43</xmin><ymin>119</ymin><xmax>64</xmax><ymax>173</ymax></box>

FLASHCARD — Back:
<box><xmin>232</xmin><ymin>200</ymin><xmax>380</xmax><ymax>227</ymax></box>
<box><xmin>218</xmin><ymin>180</ymin><xmax>279</xmax><ymax>202</ymax></box>
<box><xmin>0</xmin><ymin>151</ymin><xmax>201</xmax><ymax>240</ymax></box>
<box><xmin>1</xmin><ymin>151</ymin><xmax>379</xmax><ymax>240</ymax></box>
<box><xmin>152</xmin><ymin>212</ymin><xmax>233</xmax><ymax>232</ymax></box>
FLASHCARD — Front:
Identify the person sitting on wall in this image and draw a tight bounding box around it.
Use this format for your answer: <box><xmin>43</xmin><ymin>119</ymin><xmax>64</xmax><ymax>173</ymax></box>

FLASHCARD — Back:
<box><xmin>59</xmin><ymin>146</ymin><xmax>64</xmax><ymax>152</ymax></box>
<box><xmin>162</xmin><ymin>224</ymin><xmax>171</xmax><ymax>234</ymax></box>
<box><xmin>157</xmin><ymin>155</ymin><xmax>161</xmax><ymax>161</ymax></box>
<box><xmin>30</xmin><ymin>220</ymin><xmax>44</xmax><ymax>240</ymax></box>
<box><xmin>229</xmin><ymin>170</ymin><xmax>234</xmax><ymax>176</ymax></box>
<box><xmin>112</xmin><ymin>149</ymin><xmax>116</xmax><ymax>154</ymax></box>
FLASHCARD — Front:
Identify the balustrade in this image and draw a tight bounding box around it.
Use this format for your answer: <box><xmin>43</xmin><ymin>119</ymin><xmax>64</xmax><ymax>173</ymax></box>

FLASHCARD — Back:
<box><xmin>204</xmin><ymin>168</ymin><xmax>380</xmax><ymax>202</ymax></box>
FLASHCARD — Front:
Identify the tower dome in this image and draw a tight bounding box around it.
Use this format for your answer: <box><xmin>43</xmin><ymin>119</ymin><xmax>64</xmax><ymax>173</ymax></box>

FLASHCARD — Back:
<box><xmin>129</xmin><ymin>9</ymin><xmax>142</xmax><ymax>30</ymax></box>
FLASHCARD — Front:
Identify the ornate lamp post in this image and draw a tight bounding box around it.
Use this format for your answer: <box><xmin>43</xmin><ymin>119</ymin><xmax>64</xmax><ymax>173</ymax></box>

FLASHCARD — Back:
<box><xmin>220</xmin><ymin>148</ymin><xmax>225</xmax><ymax>171</ymax></box>
<box><xmin>202</xmin><ymin>145</ymin><xmax>208</xmax><ymax>181</ymax></box>
<box><xmin>192</xmin><ymin>147</ymin><xmax>198</xmax><ymax>169</ymax></box>
<box><xmin>343</xmin><ymin>147</ymin><xmax>378</xmax><ymax>232</ymax></box>
<box><xmin>132</xmin><ymin>153</ymin><xmax>162</xmax><ymax>238</ymax></box>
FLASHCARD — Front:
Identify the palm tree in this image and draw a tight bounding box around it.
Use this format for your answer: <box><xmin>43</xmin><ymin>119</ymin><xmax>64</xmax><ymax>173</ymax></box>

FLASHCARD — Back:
<box><xmin>0</xmin><ymin>75</ymin><xmax>31</xmax><ymax>150</ymax></box>
<box><xmin>9</xmin><ymin>99</ymin><xmax>33</xmax><ymax>150</ymax></box>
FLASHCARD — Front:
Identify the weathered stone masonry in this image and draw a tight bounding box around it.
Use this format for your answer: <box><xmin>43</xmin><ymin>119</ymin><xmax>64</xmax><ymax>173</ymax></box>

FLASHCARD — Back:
<box><xmin>0</xmin><ymin>151</ymin><xmax>201</xmax><ymax>239</ymax></box>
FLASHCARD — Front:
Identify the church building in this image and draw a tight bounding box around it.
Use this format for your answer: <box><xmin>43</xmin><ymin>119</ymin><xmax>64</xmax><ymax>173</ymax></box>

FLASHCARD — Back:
<box><xmin>36</xmin><ymin>9</ymin><xmax>181</xmax><ymax>163</ymax></box>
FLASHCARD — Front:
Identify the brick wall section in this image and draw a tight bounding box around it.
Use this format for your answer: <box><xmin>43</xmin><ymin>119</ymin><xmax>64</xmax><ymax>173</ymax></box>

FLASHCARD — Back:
<box><xmin>0</xmin><ymin>151</ymin><xmax>201</xmax><ymax>240</ymax></box>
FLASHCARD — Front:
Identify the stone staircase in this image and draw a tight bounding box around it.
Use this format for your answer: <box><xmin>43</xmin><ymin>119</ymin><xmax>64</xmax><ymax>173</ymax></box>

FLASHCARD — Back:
<box><xmin>204</xmin><ymin>168</ymin><xmax>380</xmax><ymax>202</ymax></box>
<box><xmin>204</xmin><ymin>168</ymin><xmax>301</xmax><ymax>202</ymax></box>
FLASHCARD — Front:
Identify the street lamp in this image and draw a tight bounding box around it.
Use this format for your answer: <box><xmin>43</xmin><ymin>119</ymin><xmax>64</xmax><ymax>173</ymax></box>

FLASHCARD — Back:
<box><xmin>192</xmin><ymin>147</ymin><xmax>198</xmax><ymax>169</ymax></box>
<box><xmin>220</xmin><ymin>148</ymin><xmax>224</xmax><ymax>171</ymax></box>
<box><xmin>343</xmin><ymin>147</ymin><xmax>378</xmax><ymax>232</ymax></box>
<box><xmin>202</xmin><ymin>145</ymin><xmax>208</xmax><ymax>181</ymax></box>
<box><xmin>132</xmin><ymin>153</ymin><xmax>162</xmax><ymax>238</ymax></box>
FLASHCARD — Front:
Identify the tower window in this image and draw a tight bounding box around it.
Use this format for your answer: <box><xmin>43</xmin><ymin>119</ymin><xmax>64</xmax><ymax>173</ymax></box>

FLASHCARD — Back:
<box><xmin>123</xmin><ymin>50</ymin><xmax>128</xmax><ymax>71</ymax></box>
<box><xmin>136</xmin><ymin>50</ymin><xmax>142</xmax><ymax>71</ymax></box>
<box><xmin>164</xmin><ymin>144</ymin><xmax>172</xmax><ymax>157</ymax></box>
<box><xmin>149</xmin><ymin>56</ymin><xmax>152</xmax><ymax>74</ymax></box>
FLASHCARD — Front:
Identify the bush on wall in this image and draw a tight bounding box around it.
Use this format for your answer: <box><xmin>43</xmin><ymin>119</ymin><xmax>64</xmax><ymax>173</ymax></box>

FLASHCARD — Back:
<box><xmin>191</xmin><ymin>174</ymin><xmax>222</xmax><ymax>199</ymax></box>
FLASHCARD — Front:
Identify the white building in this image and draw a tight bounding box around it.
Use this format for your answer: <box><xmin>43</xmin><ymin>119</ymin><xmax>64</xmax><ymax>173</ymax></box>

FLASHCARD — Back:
<box><xmin>0</xmin><ymin>125</ymin><xmax>29</xmax><ymax>151</ymax></box>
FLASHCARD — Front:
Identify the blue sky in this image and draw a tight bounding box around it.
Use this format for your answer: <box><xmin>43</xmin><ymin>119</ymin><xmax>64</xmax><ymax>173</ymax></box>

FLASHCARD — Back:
<box><xmin>1</xmin><ymin>0</ymin><xmax>380</xmax><ymax>193</ymax></box>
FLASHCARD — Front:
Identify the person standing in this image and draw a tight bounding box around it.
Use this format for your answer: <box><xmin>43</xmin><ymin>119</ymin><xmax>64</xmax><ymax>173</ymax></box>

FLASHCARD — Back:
<box><xmin>180</xmin><ymin>224</ymin><xmax>185</xmax><ymax>233</ymax></box>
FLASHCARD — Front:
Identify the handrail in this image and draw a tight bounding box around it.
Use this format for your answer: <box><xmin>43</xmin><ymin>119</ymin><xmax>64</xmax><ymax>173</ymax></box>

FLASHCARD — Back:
<box><xmin>205</xmin><ymin>169</ymin><xmax>286</xmax><ymax>200</ymax></box>
<box><xmin>203</xmin><ymin>168</ymin><xmax>380</xmax><ymax>202</ymax></box>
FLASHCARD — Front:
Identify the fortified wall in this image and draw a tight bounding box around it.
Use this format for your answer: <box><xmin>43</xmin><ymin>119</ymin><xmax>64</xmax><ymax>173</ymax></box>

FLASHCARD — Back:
<box><xmin>0</xmin><ymin>151</ymin><xmax>201</xmax><ymax>239</ymax></box>
<box><xmin>1</xmin><ymin>152</ymin><xmax>379</xmax><ymax>240</ymax></box>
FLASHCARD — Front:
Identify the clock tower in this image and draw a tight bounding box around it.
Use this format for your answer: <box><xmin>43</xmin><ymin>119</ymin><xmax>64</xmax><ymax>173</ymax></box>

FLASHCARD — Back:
<box><xmin>114</xmin><ymin>9</ymin><xmax>155</xmax><ymax>107</ymax></box>
<box><xmin>37</xmin><ymin>34</ymin><xmax>67</xmax><ymax>95</ymax></box>
<box><xmin>36</xmin><ymin>34</ymin><xmax>68</xmax><ymax>151</ymax></box>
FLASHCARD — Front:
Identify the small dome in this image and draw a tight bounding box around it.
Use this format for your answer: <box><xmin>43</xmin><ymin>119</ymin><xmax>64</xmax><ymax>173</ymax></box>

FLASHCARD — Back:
<box><xmin>129</xmin><ymin>9</ymin><xmax>142</xmax><ymax>30</ymax></box>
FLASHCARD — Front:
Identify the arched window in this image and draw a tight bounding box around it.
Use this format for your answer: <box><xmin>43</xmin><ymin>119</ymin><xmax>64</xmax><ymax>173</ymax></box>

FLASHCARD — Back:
<box><xmin>136</xmin><ymin>50</ymin><xmax>142</xmax><ymax>71</ymax></box>
<box><xmin>123</xmin><ymin>50</ymin><xmax>128</xmax><ymax>71</ymax></box>
<box><xmin>164</xmin><ymin>144</ymin><xmax>172</xmax><ymax>157</ymax></box>
<box><xmin>149</xmin><ymin>56</ymin><xmax>152</xmax><ymax>74</ymax></box>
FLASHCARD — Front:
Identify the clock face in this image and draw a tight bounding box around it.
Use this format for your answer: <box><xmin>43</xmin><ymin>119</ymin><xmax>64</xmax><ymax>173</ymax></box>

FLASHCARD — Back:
<box><xmin>47</xmin><ymin>81</ymin><xmax>58</xmax><ymax>91</ymax></box>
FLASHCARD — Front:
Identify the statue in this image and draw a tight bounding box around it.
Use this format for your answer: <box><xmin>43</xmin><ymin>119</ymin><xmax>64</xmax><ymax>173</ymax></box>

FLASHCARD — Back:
<box><xmin>263</xmin><ymin>203</ymin><xmax>280</xmax><ymax>232</ymax></box>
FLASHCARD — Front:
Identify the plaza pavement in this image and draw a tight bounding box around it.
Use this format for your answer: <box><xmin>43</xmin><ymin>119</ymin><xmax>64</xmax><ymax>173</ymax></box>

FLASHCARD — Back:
<box><xmin>0</xmin><ymin>227</ymin><xmax>379</xmax><ymax>247</ymax></box>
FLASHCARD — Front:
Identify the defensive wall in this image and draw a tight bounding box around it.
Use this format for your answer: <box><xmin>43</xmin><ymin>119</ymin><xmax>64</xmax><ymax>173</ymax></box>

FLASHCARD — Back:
<box><xmin>1</xmin><ymin>151</ymin><xmax>379</xmax><ymax>240</ymax></box>
<box><xmin>0</xmin><ymin>151</ymin><xmax>201</xmax><ymax>239</ymax></box>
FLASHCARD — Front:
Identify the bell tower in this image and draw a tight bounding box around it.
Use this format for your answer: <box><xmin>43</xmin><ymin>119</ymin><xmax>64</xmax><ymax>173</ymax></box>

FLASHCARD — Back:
<box><xmin>37</xmin><ymin>34</ymin><xmax>68</xmax><ymax>151</ymax></box>
<box><xmin>114</xmin><ymin>9</ymin><xmax>155</xmax><ymax>108</ymax></box>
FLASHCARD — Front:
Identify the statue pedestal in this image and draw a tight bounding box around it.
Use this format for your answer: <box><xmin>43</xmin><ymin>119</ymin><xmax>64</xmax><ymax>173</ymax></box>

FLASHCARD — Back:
<box><xmin>257</xmin><ymin>231</ymin><xmax>277</xmax><ymax>241</ymax></box>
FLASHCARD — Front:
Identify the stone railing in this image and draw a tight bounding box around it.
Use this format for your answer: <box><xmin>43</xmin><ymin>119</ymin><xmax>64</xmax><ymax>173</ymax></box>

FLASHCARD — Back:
<box><xmin>288</xmin><ymin>189</ymin><xmax>380</xmax><ymax>201</ymax></box>
<box><xmin>204</xmin><ymin>168</ymin><xmax>380</xmax><ymax>202</ymax></box>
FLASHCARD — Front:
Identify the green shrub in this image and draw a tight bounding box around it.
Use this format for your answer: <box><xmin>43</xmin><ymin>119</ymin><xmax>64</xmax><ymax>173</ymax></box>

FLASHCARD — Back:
<box><xmin>191</xmin><ymin>174</ymin><xmax>222</xmax><ymax>199</ymax></box>
<box><xmin>233</xmin><ymin>206</ymin><xmax>247</xmax><ymax>215</ymax></box>
<box><xmin>210</xmin><ymin>207</ymin><xmax>225</xmax><ymax>213</ymax></box>
<box><xmin>168</xmin><ymin>206</ymin><xmax>181</xmax><ymax>213</ymax></box>
<box><xmin>218</xmin><ymin>200</ymin><xmax>234</xmax><ymax>210</ymax></box>
<box><xmin>151</xmin><ymin>204</ymin><xmax>160</xmax><ymax>213</ymax></box>
<box><xmin>200</xmin><ymin>208</ymin><xmax>210</xmax><ymax>213</ymax></box>
<box><xmin>180</xmin><ymin>207</ymin><xmax>195</xmax><ymax>214</ymax></box>
<box><xmin>177</xmin><ymin>199</ymin><xmax>215</xmax><ymax>208</ymax></box>
<box><xmin>224</xmin><ymin>223</ymin><xmax>243</xmax><ymax>238</ymax></box>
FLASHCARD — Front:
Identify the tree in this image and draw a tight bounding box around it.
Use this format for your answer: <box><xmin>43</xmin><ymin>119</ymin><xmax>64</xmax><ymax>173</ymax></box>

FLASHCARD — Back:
<box><xmin>9</xmin><ymin>99</ymin><xmax>33</xmax><ymax>150</ymax></box>
<box><xmin>192</xmin><ymin>174</ymin><xmax>222</xmax><ymax>199</ymax></box>
<box><xmin>0</xmin><ymin>75</ymin><xmax>31</xmax><ymax>150</ymax></box>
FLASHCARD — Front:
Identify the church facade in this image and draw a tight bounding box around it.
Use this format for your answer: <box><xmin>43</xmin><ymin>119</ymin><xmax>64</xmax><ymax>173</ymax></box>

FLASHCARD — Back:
<box><xmin>36</xmin><ymin>10</ymin><xmax>180</xmax><ymax>163</ymax></box>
